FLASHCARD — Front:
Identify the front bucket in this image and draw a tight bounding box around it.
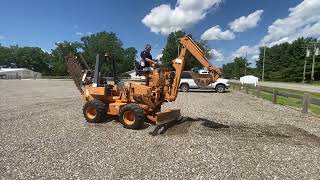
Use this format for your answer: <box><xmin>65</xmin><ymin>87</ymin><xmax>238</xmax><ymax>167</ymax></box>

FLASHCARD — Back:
<box><xmin>155</xmin><ymin>109</ymin><xmax>181</xmax><ymax>125</ymax></box>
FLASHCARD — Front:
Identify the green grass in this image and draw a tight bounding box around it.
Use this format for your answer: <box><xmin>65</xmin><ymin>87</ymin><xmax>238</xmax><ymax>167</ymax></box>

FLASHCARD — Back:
<box><xmin>313</xmin><ymin>81</ymin><xmax>320</xmax><ymax>86</ymax></box>
<box><xmin>243</xmin><ymin>87</ymin><xmax>320</xmax><ymax>116</ymax></box>
<box><xmin>261</xmin><ymin>80</ymin><xmax>320</xmax><ymax>85</ymax></box>
<box><xmin>269</xmin><ymin>87</ymin><xmax>320</xmax><ymax>99</ymax></box>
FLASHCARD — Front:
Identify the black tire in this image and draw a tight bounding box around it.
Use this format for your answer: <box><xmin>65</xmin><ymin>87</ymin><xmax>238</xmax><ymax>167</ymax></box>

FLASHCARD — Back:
<box><xmin>119</xmin><ymin>104</ymin><xmax>145</xmax><ymax>129</ymax></box>
<box><xmin>83</xmin><ymin>100</ymin><xmax>106</xmax><ymax>123</ymax></box>
<box><xmin>180</xmin><ymin>84</ymin><xmax>189</xmax><ymax>92</ymax></box>
<box><xmin>215</xmin><ymin>84</ymin><xmax>226</xmax><ymax>93</ymax></box>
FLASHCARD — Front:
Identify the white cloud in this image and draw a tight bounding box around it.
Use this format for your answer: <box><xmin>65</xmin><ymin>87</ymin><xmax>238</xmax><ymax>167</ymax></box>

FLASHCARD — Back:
<box><xmin>229</xmin><ymin>10</ymin><xmax>264</xmax><ymax>32</ymax></box>
<box><xmin>252</xmin><ymin>55</ymin><xmax>259</xmax><ymax>60</ymax></box>
<box><xmin>0</xmin><ymin>35</ymin><xmax>6</xmax><ymax>40</ymax></box>
<box><xmin>156</xmin><ymin>53</ymin><xmax>163</xmax><ymax>60</ymax></box>
<box><xmin>75</xmin><ymin>32</ymin><xmax>93</xmax><ymax>36</ymax></box>
<box><xmin>209</xmin><ymin>49</ymin><xmax>224</xmax><ymax>61</ymax></box>
<box><xmin>41</xmin><ymin>48</ymin><xmax>51</xmax><ymax>53</ymax></box>
<box><xmin>230</xmin><ymin>45</ymin><xmax>260</xmax><ymax>65</ymax></box>
<box><xmin>261</xmin><ymin>0</ymin><xmax>320</xmax><ymax>46</ymax></box>
<box><xmin>142</xmin><ymin>0</ymin><xmax>222</xmax><ymax>35</ymax></box>
<box><xmin>268</xmin><ymin>37</ymin><xmax>290</xmax><ymax>47</ymax></box>
<box><xmin>230</xmin><ymin>0</ymin><xmax>320</xmax><ymax>65</ymax></box>
<box><xmin>201</xmin><ymin>25</ymin><xmax>235</xmax><ymax>40</ymax></box>
<box><xmin>231</xmin><ymin>45</ymin><xmax>259</xmax><ymax>60</ymax></box>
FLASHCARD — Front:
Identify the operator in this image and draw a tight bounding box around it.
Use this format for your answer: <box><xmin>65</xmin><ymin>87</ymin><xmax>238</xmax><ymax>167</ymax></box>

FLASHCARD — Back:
<box><xmin>140</xmin><ymin>44</ymin><xmax>157</xmax><ymax>71</ymax></box>
<box><xmin>140</xmin><ymin>44</ymin><xmax>158</xmax><ymax>85</ymax></box>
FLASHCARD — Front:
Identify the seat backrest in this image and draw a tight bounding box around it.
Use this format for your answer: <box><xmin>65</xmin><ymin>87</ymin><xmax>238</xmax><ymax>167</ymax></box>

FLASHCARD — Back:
<box><xmin>134</xmin><ymin>60</ymin><xmax>147</xmax><ymax>76</ymax></box>
<box><xmin>134</xmin><ymin>60</ymin><xmax>143</xmax><ymax>70</ymax></box>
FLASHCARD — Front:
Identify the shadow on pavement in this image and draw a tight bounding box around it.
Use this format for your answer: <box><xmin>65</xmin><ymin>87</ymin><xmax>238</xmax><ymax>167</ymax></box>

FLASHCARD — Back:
<box><xmin>149</xmin><ymin>116</ymin><xmax>230</xmax><ymax>136</ymax></box>
<box><xmin>149</xmin><ymin>117</ymin><xmax>320</xmax><ymax>147</ymax></box>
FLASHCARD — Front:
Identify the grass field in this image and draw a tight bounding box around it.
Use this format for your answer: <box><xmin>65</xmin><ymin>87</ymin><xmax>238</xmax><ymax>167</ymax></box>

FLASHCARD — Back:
<box><xmin>313</xmin><ymin>81</ymin><xmax>320</xmax><ymax>86</ymax></box>
<box><xmin>244</xmin><ymin>86</ymin><xmax>320</xmax><ymax>116</ymax></box>
<box><xmin>264</xmin><ymin>81</ymin><xmax>320</xmax><ymax>86</ymax></box>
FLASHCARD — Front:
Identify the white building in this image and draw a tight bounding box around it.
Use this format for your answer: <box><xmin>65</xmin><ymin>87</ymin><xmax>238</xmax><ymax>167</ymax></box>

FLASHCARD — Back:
<box><xmin>240</xmin><ymin>75</ymin><xmax>259</xmax><ymax>86</ymax></box>
<box><xmin>126</xmin><ymin>70</ymin><xmax>145</xmax><ymax>80</ymax></box>
<box><xmin>0</xmin><ymin>68</ymin><xmax>42</xmax><ymax>79</ymax></box>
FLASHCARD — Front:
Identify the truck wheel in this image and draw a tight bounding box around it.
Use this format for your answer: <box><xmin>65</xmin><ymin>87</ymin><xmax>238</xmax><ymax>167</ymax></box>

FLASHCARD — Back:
<box><xmin>215</xmin><ymin>84</ymin><xmax>226</xmax><ymax>93</ymax></box>
<box><xmin>180</xmin><ymin>84</ymin><xmax>189</xmax><ymax>92</ymax></box>
<box><xmin>83</xmin><ymin>100</ymin><xmax>106</xmax><ymax>123</ymax></box>
<box><xmin>119</xmin><ymin>104</ymin><xmax>145</xmax><ymax>129</ymax></box>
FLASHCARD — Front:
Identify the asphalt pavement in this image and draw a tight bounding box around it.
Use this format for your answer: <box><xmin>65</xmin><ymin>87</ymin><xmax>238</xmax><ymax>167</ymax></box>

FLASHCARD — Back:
<box><xmin>230</xmin><ymin>80</ymin><xmax>320</xmax><ymax>93</ymax></box>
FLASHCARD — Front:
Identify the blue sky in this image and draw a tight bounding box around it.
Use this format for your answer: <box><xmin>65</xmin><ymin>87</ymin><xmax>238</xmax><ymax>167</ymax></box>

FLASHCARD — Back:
<box><xmin>1</xmin><ymin>0</ymin><xmax>319</xmax><ymax>67</ymax></box>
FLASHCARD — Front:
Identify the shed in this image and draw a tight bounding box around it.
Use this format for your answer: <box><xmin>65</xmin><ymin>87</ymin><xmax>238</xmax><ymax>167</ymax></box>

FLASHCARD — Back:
<box><xmin>0</xmin><ymin>68</ymin><xmax>42</xmax><ymax>79</ymax></box>
<box><xmin>240</xmin><ymin>75</ymin><xmax>259</xmax><ymax>86</ymax></box>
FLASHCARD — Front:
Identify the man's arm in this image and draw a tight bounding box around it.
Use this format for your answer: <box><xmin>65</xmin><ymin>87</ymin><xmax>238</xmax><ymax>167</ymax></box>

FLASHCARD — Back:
<box><xmin>145</xmin><ymin>58</ymin><xmax>155</xmax><ymax>65</ymax></box>
<box><xmin>141</xmin><ymin>52</ymin><xmax>156</xmax><ymax>65</ymax></box>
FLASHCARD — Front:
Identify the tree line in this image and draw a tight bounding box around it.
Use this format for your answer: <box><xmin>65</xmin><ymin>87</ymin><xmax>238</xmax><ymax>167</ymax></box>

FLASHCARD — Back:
<box><xmin>0</xmin><ymin>31</ymin><xmax>137</xmax><ymax>76</ymax></box>
<box><xmin>5</xmin><ymin>30</ymin><xmax>315</xmax><ymax>83</ymax></box>
<box><xmin>223</xmin><ymin>38</ymin><xmax>320</xmax><ymax>82</ymax></box>
<box><xmin>0</xmin><ymin>30</ymin><xmax>210</xmax><ymax>77</ymax></box>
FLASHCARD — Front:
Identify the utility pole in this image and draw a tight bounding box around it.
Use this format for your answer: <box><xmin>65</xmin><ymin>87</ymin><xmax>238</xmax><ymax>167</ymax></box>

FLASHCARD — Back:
<box><xmin>311</xmin><ymin>46</ymin><xmax>316</xmax><ymax>83</ymax></box>
<box><xmin>303</xmin><ymin>48</ymin><xmax>310</xmax><ymax>83</ymax></box>
<box><xmin>302</xmin><ymin>42</ymin><xmax>319</xmax><ymax>83</ymax></box>
<box><xmin>262</xmin><ymin>45</ymin><xmax>266</xmax><ymax>82</ymax></box>
<box><xmin>245</xmin><ymin>52</ymin><xmax>247</xmax><ymax>76</ymax></box>
<box><xmin>303</xmin><ymin>56</ymin><xmax>307</xmax><ymax>83</ymax></box>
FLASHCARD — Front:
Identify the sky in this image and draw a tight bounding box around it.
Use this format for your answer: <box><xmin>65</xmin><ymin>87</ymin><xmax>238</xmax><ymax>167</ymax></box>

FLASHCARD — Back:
<box><xmin>0</xmin><ymin>0</ymin><xmax>319</xmax><ymax>67</ymax></box>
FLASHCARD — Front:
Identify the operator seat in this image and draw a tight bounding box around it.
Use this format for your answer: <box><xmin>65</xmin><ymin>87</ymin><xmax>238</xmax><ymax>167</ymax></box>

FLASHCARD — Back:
<box><xmin>134</xmin><ymin>61</ymin><xmax>149</xmax><ymax>76</ymax></box>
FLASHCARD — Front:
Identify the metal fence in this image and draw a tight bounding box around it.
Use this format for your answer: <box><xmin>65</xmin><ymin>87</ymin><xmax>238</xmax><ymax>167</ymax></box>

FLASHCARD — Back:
<box><xmin>231</xmin><ymin>82</ymin><xmax>320</xmax><ymax>114</ymax></box>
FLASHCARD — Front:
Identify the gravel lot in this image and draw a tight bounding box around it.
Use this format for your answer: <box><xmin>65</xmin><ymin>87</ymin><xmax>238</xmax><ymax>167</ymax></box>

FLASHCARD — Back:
<box><xmin>1</xmin><ymin>80</ymin><xmax>320</xmax><ymax>179</ymax></box>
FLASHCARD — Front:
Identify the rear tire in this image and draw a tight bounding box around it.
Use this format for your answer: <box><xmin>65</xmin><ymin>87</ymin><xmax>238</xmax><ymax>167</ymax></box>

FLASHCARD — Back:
<box><xmin>119</xmin><ymin>104</ymin><xmax>145</xmax><ymax>129</ymax></box>
<box><xmin>83</xmin><ymin>100</ymin><xmax>106</xmax><ymax>123</ymax></box>
<box><xmin>215</xmin><ymin>84</ymin><xmax>226</xmax><ymax>93</ymax></box>
<box><xmin>180</xmin><ymin>84</ymin><xmax>189</xmax><ymax>92</ymax></box>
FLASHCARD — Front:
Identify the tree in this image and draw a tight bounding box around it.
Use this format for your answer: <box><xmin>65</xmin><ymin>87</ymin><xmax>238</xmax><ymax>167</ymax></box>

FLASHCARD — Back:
<box><xmin>80</xmin><ymin>31</ymin><xmax>137</xmax><ymax>76</ymax></box>
<box><xmin>0</xmin><ymin>45</ymin><xmax>51</xmax><ymax>75</ymax></box>
<box><xmin>161</xmin><ymin>30</ymin><xmax>211</xmax><ymax>70</ymax></box>
<box><xmin>0</xmin><ymin>46</ymin><xmax>13</xmax><ymax>67</ymax></box>
<box><xmin>14</xmin><ymin>47</ymin><xmax>50</xmax><ymax>74</ymax></box>
<box><xmin>255</xmin><ymin>37</ymin><xmax>319</xmax><ymax>82</ymax></box>
<box><xmin>222</xmin><ymin>57</ymin><xmax>250</xmax><ymax>79</ymax></box>
<box><xmin>122</xmin><ymin>47</ymin><xmax>137</xmax><ymax>72</ymax></box>
<box><xmin>50</xmin><ymin>41</ymin><xmax>81</xmax><ymax>76</ymax></box>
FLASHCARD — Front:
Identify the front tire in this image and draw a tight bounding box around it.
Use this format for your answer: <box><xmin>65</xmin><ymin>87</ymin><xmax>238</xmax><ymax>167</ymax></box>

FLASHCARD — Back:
<box><xmin>119</xmin><ymin>104</ymin><xmax>146</xmax><ymax>129</ymax></box>
<box><xmin>215</xmin><ymin>84</ymin><xmax>226</xmax><ymax>93</ymax></box>
<box><xmin>180</xmin><ymin>84</ymin><xmax>189</xmax><ymax>92</ymax></box>
<box><xmin>83</xmin><ymin>100</ymin><xmax>106</xmax><ymax>123</ymax></box>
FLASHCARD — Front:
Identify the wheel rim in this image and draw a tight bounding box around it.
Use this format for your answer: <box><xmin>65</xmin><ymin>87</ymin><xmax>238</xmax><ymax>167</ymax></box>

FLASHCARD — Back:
<box><xmin>217</xmin><ymin>86</ymin><xmax>224</xmax><ymax>92</ymax></box>
<box><xmin>123</xmin><ymin>111</ymin><xmax>135</xmax><ymax>125</ymax></box>
<box><xmin>182</xmin><ymin>86</ymin><xmax>188</xmax><ymax>92</ymax></box>
<box><xmin>86</xmin><ymin>107</ymin><xmax>97</xmax><ymax>119</ymax></box>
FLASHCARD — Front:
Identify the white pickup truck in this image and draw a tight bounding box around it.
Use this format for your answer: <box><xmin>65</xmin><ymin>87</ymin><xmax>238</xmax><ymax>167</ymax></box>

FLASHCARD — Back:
<box><xmin>179</xmin><ymin>71</ymin><xmax>230</xmax><ymax>93</ymax></box>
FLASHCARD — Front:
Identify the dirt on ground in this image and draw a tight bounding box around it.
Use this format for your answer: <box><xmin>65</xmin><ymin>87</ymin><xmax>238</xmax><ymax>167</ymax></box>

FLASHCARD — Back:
<box><xmin>1</xmin><ymin>80</ymin><xmax>320</xmax><ymax>179</ymax></box>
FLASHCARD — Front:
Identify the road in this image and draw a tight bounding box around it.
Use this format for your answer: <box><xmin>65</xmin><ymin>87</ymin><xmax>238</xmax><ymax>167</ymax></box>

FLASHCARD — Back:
<box><xmin>230</xmin><ymin>80</ymin><xmax>320</xmax><ymax>93</ymax></box>
<box><xmin>1</xmin><ymin>80</ymin><xmax>320</xmax><ymax>179</ymax></box>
